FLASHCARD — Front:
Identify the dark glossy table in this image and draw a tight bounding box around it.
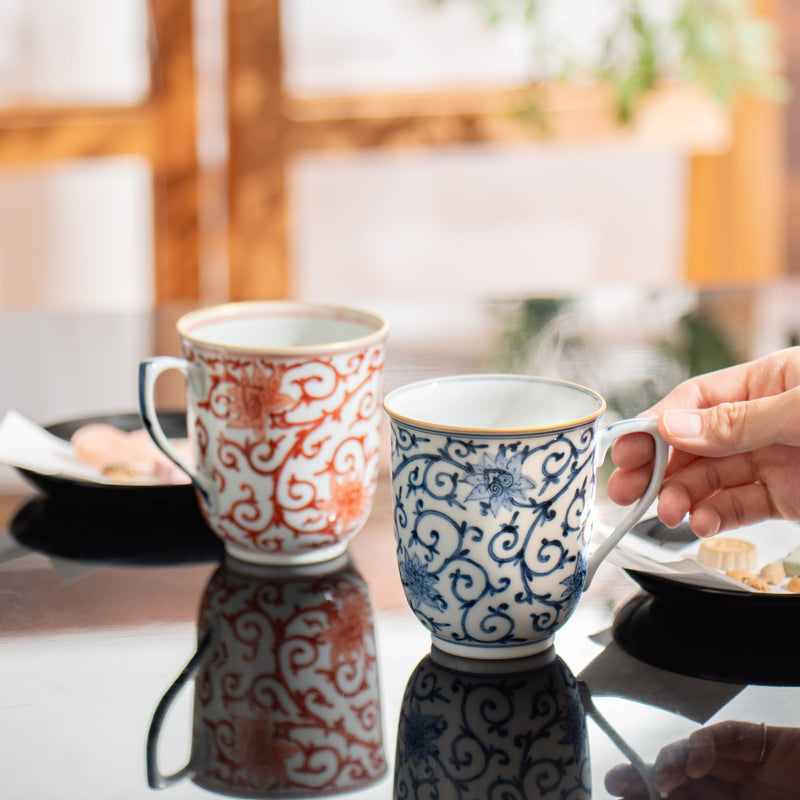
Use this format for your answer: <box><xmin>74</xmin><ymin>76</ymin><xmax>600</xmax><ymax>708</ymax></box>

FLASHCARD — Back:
<box><xmin>0</xmin><ymin>479</ymin><xmax>798</xmax><ymax>800</ymax></box>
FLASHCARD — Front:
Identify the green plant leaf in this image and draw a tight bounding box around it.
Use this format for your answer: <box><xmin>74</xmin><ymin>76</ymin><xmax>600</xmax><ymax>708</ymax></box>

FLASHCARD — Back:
<box><xmin>446</xmin><ymin>0</ymin><xmax>788</xmax><ymax>125</ymax></box>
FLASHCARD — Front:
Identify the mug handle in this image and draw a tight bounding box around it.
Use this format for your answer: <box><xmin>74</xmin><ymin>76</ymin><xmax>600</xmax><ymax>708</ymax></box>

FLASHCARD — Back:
<box><xmin>585</xmin><ymin>418</ymin><xmax>668</xmax><ymax>589</ymax></box>
<box><xmin>138</xmin><ymin>357</ymin><xmax>211</xmax><ymax>506</ymax></box>
<box><xmin>146</xmin><ymin>627</ymin><xmax>212</xmax><ymax>789</ymax></box>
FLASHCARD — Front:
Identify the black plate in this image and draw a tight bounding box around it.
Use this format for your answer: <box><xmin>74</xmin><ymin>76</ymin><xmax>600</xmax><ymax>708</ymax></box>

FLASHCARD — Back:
<box><xmin>15</xmin><ymin>411</ymin><xmax>197</xmax><ymax>513</ymax></box>
<box><xmin>9</xmin><ymin>495</ymin><xmax>223</xmax><ymax>566</ymax></box>
<box><xmin>613</xmin><ymin>590</ymin><xmax>800</xmax><ymax>686</ymax></box>
<box><xmin>625</xmin><ymin>567</ymin><xmax>800</xmax><ymax>612</ymax></box>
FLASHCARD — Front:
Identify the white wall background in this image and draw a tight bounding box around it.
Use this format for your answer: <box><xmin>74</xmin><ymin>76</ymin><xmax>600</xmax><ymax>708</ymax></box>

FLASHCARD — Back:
<box><xmin>292</xmin><ymin>146</ymin><xmax>686</xmax><ymax>300</ymax></box>
<box><xmin>0</xmin><ymin>159</ymin><xmax>154</xmax><ymax>311</ymax></box>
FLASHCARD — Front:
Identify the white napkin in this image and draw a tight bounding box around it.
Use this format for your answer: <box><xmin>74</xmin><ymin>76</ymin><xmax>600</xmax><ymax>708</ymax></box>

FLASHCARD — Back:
<box><xmin>601</xmin><ymin>518</ymin><xmax>800</xmax><ymax>594</ymax></box>
<box><xmin>0</xmin><ymin>410</ymin><xmax>152</xmax><ymax>486</ymax></box>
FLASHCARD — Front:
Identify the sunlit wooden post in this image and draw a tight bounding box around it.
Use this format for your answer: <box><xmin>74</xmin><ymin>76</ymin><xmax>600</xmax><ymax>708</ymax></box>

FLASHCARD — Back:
<box><xmin>150</xmin><ymin>0</ymin><xmax>201</xmax><ymax>303</ymax></box>
<box><xmin>685</xmin><ymin>0</ymin><xmax>785</xmax><ymax>286</ymax></box>
<box><xmin>227</xmin><ymin>0</ymin><xmax>290</xmax><ymax>300</ymax></box>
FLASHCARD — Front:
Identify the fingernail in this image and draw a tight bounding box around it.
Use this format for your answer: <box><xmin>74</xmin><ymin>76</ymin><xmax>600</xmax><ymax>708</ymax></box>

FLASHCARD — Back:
<box><xmin>663</xmin><ymin>410</ymin><xmax>703</xmax><ymax>438</ymax></box>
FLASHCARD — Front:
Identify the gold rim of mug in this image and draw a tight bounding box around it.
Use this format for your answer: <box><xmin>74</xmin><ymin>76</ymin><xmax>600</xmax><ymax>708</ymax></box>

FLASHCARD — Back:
<box><xmin>176</xmin><ymin>300</ymin><xmax>390</xmax><ymax>353</ymax></box>
<box><xmin>383</xmin><ymin>374</ymin><xmax>608</xmax><ymax>435</ymax></box>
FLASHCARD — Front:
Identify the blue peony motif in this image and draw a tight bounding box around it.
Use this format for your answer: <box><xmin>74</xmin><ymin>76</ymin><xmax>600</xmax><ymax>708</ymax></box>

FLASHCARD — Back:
<box><xmin>400</xmin><ymin>552</ymin><xmax>446</xmax><ymax>612</ymax></box>
<box><xmin>462</xmin><ymin>446</ymin><xmax>536</xmax><ymax>516</ymax></box>
<box><xmin>559</xmin><ymin>693</ymin><xmax>588</xmax><ymax>762</ymax></box>
<box><xmin>402</xmin><ymin>702</ymin><xmax>446</xmax><ymax>766</ymax></box>
<box><xmin>559</xmin><ymin>551</ymin><xmax>587</xmax><ymax>606</ymax></box>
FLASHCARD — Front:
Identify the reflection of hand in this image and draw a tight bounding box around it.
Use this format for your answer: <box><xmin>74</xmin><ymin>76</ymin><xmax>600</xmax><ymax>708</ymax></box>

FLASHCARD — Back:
<box><xmin>605</xmin><ymin>720</ymin><xmax>800</xmax><ymax>799</ymax></box>
<box><xmin>607</xmin><ymin>348</ymin><xmax>800</xmax><ymax>536</ymax></box>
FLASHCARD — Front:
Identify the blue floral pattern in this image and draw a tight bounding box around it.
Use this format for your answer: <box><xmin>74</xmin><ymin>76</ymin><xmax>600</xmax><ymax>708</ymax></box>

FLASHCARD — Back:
<box><xmin>402</xmin><ymin>702</ymin><xmax>446</xmax><ymax>766</ymax></box>
<box><xmin>399</xmin><ymin>553</ymin><xmax>446</xmax><ymax>613</ymax></box>
<box><xmin>462</xmin><ymin>445</ymin><xmax>537</xmax><ymax>516</ymax></box>
<box><xmin>394</xmin><ymin>652</ymin><xmax>590</xmax><ymax>800</ymax></box>
<box><xmin>390</xmin><ymin>421</ymin><xmax>597</xmax><ymax>654</ymax></box>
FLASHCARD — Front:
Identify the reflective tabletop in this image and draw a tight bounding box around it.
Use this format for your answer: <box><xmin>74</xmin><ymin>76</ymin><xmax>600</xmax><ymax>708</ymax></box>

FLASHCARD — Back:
<box><xmin>0</xmin><ymin>479</ymin><xmax>798</xmax><ymax>800</ymax></box>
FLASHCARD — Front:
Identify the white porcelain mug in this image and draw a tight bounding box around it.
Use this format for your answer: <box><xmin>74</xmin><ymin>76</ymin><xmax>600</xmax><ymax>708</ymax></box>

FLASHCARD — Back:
<box><xmin>139</xmin><ymin>301</ymin><xmax>389</xmax><ymax>565</ymax></box>
<box><xmin>383</xmin><ymin>374</ymin><xmax>668</xmax><ymax>660</ymax></box>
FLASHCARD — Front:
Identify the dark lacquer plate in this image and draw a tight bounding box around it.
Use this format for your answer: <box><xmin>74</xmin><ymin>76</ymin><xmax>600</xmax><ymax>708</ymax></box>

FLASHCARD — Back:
<box><xmin>14</xmin><ymin>411</ymin><xmax>197</xmax><ymax>512</ymax></box>
<box><xmin>613</xmin><ymin>590</ymin><xmax>800</xmax><ymax>686</ymax></box>
<box><xmin>625</xmin><ymin>567</ymin><xmax>800</xmax><ymax>613</ymax></box>
<box><xmin>9</xmin><ymin>495</ymin><xmax>223</xmax><ymax>566</ymax></box>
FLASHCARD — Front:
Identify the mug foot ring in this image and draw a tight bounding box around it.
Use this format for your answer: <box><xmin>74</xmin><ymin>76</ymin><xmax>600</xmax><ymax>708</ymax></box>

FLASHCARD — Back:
<box><xmin>430</xmin><ymin>636</ymin><xmax>555</xmax><ymax>661</ymax></box>
<box><xmin>224</xmin><ymin>541</ymin><xmax>349</xmax><ymax>567</ymax></box>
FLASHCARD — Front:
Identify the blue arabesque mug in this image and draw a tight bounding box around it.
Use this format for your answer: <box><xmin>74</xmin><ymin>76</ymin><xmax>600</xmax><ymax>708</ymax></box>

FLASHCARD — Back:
<box><xmin>383</xmin><ymin>374</ymin><xmax>668</xmax><ymax>660</ymax></box>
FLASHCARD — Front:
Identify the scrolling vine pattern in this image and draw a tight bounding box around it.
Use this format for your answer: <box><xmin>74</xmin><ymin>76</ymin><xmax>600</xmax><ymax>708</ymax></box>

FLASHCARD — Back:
<box><xmin>193</xmin><ymin>561</ymin><xmax>387</xmax><ymax>796</ymax></box>
<box><xmin>185</xmin><ymin>344</ymin><xmax>384</xmax><ymax>555</ymax></box>
<box><xmin>390</xmin><ymin>424</ymin><xmax>596</xmax><ymax>649</ymax></box>
<box><xmin>394</xmin><ymin>653</ymin><xmax>590</xmax><ymax>800</ymax></box>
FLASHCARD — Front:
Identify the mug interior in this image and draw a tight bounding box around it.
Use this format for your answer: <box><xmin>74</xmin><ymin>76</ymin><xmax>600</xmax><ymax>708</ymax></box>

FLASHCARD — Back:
<box><xmin>384</xmin><ymin>375</ymin><xmax>605</xmax><ymax>432</ymax></box>
<box><xmin>179</xmin><ymin>302</ymin><xmax>387</xmax><ymax>351</ymax></box>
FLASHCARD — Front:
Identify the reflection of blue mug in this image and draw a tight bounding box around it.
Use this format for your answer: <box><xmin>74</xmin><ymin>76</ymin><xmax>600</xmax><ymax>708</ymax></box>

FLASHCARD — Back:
<box><xmin>147</xmin><ymin>554</ymin><xmax>387</xmax><ymax>797</ymax></box>
<box><xmin>394</xmin><ymin>647</ymin><xmax>590</xmax><ymax>800</ymax></box>
<box><xmin>384</xmin><ymin>375</ymin><xmax>667</xmax><ymax>659</ymax></box>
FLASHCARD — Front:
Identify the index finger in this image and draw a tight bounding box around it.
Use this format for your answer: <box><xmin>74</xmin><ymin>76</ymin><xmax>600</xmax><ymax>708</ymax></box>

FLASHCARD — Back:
<box><xmin>611</xmin><ymin>431</ymin><xmax>656</xmax><ymax>470</ymax></box>
<box><xmin>648</xmin><ymin>351</ymin><xmax>799</xmax><ymax>418</ymax></box>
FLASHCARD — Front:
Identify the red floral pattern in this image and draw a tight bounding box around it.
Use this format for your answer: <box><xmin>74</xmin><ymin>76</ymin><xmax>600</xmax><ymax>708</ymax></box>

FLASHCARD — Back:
<box><xmin>319</xmin><ymin>587</ymin><xmax>373</xmax><ymax>667</ymax></box>
<box><xmin>183</xmin><ymin>338</ymin><xmax>385</xmax><ymax>560</ymax></box>
<box><xmin>226</xmin><ymin>364</ymin><xmax>293</xmax><ymax>438</ymax></box>
<box><xmin>213</xmin><ymin>712</ymin><xmax>300</xmax><ymax>786</ymax></box>
<box><xmin>191</xmin><ymin>559</ymin><xmax>386</xmax><ymax>796</ymax></box>
<box><xmin>318</xmin><ymin>473</ymin><xmax>370</xmax><ymax>535</ymax></box>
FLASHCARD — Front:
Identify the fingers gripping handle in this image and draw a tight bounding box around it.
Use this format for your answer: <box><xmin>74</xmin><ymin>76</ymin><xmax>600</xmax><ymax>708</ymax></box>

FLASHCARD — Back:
<box><xmin>138</xmin><ymin>357</ymin><xmax>210</xmax><ymax>506</ymax></box>
<box><xmin>585</xmin><ymin>418</ymin><xmax>668</xmax><ymax>589</ymax></box>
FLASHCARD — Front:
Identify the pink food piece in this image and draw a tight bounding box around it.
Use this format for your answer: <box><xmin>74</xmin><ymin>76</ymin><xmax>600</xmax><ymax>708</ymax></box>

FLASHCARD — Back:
<box><xmin>153</xmin><ymin>458</ymin><xmax>192</xmax><ymax>484</ymax></box>
<box><xmin>126</xmin><ymin>429</ymin><xmax>166</xmax><ymax>462</ymax></box>
<box><xmin>70</xmin><ymin>423</ymin><xmax>193</xmax><ymax>484</ymax></box>
<box><xmin>71</xmin><ymin>424</ymin><xmax>132</xmax><ymax>468</ymax></box>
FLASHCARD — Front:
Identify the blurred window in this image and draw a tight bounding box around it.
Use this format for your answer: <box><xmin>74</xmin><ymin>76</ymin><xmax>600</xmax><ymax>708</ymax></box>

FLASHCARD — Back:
<box><xmin>0</xmin><ymin>0</ymin><xmax>149</xmax><ymax>105</ymax></box>
<box><xmin>0</xmin><ymin>159</ymin><xmax>153</xmax><ymax>311</ymax></box>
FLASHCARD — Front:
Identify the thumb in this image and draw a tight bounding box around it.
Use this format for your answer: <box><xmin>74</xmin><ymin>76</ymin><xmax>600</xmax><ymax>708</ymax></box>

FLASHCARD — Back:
<box><xmin>659</xmin><ymin>388</ymin><xmax>800</xmax><ymax>456</ymax></box>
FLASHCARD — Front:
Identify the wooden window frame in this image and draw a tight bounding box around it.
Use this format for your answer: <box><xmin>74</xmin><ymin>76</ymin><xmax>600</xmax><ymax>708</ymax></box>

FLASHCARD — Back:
<box><xmin>0</xmin><ymin>0</ymin><xmax>200</xmax><ymax>304</ymax></box>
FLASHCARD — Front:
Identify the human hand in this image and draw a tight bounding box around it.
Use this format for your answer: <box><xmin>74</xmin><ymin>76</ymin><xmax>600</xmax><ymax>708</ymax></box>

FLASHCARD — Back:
<box><xmin>606</xmin><ymin>347</ymin><xmax>800</xmax><ymax>536</ymax></box>
<box><xmin>605</xmin><ymin>720</ymin><xmax>800</xmax><ymax>799</ymax></box>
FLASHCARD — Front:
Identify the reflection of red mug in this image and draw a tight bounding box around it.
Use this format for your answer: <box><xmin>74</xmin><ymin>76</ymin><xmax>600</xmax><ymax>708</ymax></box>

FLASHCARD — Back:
<box><xmin>147</xmin><ymin>554</ymin><xmax>387</xmax><ymax>797</ymax></box>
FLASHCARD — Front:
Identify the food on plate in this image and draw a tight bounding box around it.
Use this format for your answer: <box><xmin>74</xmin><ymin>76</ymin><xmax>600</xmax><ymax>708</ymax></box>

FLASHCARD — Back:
<box><xmin>71</xmin><ymin>423</ymin><xmax>191</xmax><ymax>484</ymax></box>
<box><xmin>692</xmin><ymin>535</ymin><xmax>800</xmax><ymax>595</ymax></box>
<box><xmin>101</xmin><ymin>463</ymin><xmax>142</xmax><ymax>481</ymax></box>
<box><xmin>725</xmin><ymin>569</ymin><xmax>769</xmax><ymax>592</ymax></box>
<box><xmin>782</xmin><ymin>544</ymin><xmax>800</xmax><ymax>577</ymax></box>
<box><xmin>697</xmin><ymin>537</ymin><xmax>756</xmax><ymax>571</ymax></box>
<box><xmin>760</xmin><ymin>562</ymin><xmax>786</xmax><ymax>585</ymax></box>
